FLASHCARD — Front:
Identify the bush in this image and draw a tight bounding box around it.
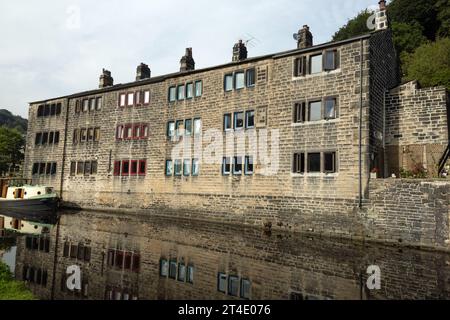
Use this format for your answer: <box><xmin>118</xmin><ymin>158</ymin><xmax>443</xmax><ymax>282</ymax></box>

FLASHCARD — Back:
<box><xmin>0</xmin><ymin>262</ymin><xmax>35</xmax><ymax>300</ymax></box>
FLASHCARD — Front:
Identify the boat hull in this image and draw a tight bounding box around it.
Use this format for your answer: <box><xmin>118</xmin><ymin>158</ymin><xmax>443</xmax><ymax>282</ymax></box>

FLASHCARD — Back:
<box><xmin>0</xmin><ymin>197</ymin><xmax>59</xmax><ymax>224</ymax></box>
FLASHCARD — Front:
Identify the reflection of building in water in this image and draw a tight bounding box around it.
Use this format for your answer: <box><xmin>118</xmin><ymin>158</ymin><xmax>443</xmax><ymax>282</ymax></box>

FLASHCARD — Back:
<box><xmin>0</xmin><ymin>215</ymin><xmax>53</xmax><ymax>235</ymax></box>
<box><xmin>14</xmin><ymin>211</ymin><xmax>450</xmax><ymax>300</ymax></box>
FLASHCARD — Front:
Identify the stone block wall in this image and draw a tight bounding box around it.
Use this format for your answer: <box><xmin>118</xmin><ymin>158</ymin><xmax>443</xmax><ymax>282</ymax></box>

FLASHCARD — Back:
<box><xmin>385</xmin><ymin>81</ymin><xmax>449</xmax><ymax>176</ymax></box>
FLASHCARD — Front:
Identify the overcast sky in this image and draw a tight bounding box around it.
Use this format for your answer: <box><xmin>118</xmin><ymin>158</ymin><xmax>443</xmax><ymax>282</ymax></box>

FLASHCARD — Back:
<box><xmin>0</xmin><ymin>0</ymin><xmax>378</xmax><ymax>118</ymax></box>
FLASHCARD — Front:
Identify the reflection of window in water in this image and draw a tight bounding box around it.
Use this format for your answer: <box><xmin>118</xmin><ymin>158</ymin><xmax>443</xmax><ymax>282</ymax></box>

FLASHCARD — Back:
<box><xmin>159</xmin><ymin>258</ymin><xmax>194</xmax><ymax>284</ymax></box>
<box><xmin>1</xmin><ymin>245</ymin><xmax>16</xmax><ymax>273</ymax></box>
<box><xmin>217</xmin><ymin>272</ymin><xmax>251</xmax><ymax>299</ymax></box>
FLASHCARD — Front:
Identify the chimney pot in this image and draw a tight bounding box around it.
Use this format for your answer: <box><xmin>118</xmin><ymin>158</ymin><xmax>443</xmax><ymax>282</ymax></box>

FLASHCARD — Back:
<box><xmin>136</xmin><ymin>63</ymin><xmax>151</xmax><ymax>81</ymax></box>
<box><xmin>379</xmin><ymin>0</ymin><xmax>386</xmax><ymax>10</ymax></box>
<box><xmin>232</xmin><ymin>40</ymin><xmax>248</xmax><ymax>62</ymax></box>
<box><xmin>297</xmin><ymin>25</ymin><xmax>313</xmax><ymax>49</ymax></box>
<box><xmin>180</xmin><ymin>47</ymin><xmax>195</xmax><ymax>72</ymax></box>
<box><xmin>99</xmin><ymin>69</ymin><xmax>113</xmax><ymax>88</ymax></box>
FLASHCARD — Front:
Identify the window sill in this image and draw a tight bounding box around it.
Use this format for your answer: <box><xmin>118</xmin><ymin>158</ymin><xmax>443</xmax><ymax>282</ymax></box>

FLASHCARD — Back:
<box><xmin>292</xmin><ymin>68</ymin><xmax>341</xmax><ymax>81</ymax></box>
<box><xmin>291</xmin><ymin>118</ymin><xmax>339</xmax><ymax>127</ymax></box>
<box><xmin>291</xmin><ymin>173</ymin><xmax>339</xmax><ymax>178</ymax></box>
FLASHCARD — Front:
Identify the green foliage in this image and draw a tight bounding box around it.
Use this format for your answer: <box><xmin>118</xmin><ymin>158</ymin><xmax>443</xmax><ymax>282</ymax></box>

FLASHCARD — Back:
<box><xmin>0</xmin><ymin>109</ymin><xmax>27</xmax><ymax>134</ymax></box>
<box><xmin>0</xmin><ymin>262</ymin><xmax>35</xmax><ymax>300</ymax></box>
<box><xmin>0</xmin><ymin>127</ymin><xmax>25</xmax><ymax>176</ymax></box>
<box><xmin>332</xmin><ymin>10</ymin><xmax>371</xmax><ymax>42</ymax></box>
<box><xmin>400</xmin><ymin>163</ymin><xmax>428</xmax><ymax>179</ymax></box>
<box><xmin>391</xmin><ymin>21</ymin><xmax>427</xmax><ymax>54</ymax></box>
<box><xmin>436</xmin><ymin>0</ymin><xmax>450</xmax><ymax>37</ymax></box>
<box><xmin>403</xmin><ymin>38</ymin><xmax>450</xmax><ymax>90</ymax></box>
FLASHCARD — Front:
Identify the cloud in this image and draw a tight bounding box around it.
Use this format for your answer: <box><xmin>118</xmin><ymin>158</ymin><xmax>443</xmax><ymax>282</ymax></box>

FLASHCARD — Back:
<box><xmin>0</xmin><ymin>0</ymin><xmax>377</xmax><ymax>118</ymax></box>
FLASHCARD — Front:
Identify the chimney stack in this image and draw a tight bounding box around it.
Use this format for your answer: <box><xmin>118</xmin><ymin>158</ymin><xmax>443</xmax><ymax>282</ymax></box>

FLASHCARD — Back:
<box><xmin>136</xmin><ymin>63</ymin><xmax>151</xmax><ymax>81</ymax></box>
<box><xmin>99</xmin><ymin>69</ymin><xmax>113</xmax><ymax>88</ymax></box>
<box><xmin>297</xmin><ymin>25</ymin><xmax>313</xmax><ymax>49</ymax></box>
<box><xmin>180</xmin><ymin>48</ymin><xmax>195</xmax><ymax>72</ymax></box>
<box><xmin>375</xmin><ymin>0</ymin><xmax>388</xmax><ymax>30</ymax></box>
<box><xmin>232</xmin><ymin>40</ymin><xmax>248</xmax><ymax>62</ymax></box>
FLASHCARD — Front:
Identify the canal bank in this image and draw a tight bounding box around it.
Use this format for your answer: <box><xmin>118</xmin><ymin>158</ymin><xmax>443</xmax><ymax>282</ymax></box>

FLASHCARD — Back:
<box><xmin>61</xmin><ymin>179</ymin><xmax>450</xmax><ymax>252</ymax></box>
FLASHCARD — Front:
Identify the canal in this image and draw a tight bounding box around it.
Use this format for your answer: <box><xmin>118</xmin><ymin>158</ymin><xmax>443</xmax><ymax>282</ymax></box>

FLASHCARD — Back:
<box><xmin>1</xmin><ymin>209</ymin><xmax>450</xmax><ymax>300</ymax></box>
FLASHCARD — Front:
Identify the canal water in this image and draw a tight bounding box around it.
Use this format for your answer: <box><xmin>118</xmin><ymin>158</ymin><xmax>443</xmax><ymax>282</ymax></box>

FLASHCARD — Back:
<box><xmin>2</xmin><ymin>209</ymin><xmax>450</xmax><ymax>300</ymax></box>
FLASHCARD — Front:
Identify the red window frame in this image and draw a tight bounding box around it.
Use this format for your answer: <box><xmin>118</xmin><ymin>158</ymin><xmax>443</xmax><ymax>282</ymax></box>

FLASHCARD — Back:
<box><xmin>113</xmin><ymin>161</ymin><xmax>121</xmax><ymax>176</ymax></box>
<box><xmin>119</xmin><ymin>93</ymin><xmax>126</xmax><ymax>107</ymax></box>
<box><xmin>121</xmin><ymin>160</ymin><xmax>130</xmax><ymax>176</ymax></box>
<box><xmin>141</xmin><ymin>124</ymin><xmax>149</xmax><ymax>139</ymax></box>
<box><xmin>135</xmin><ymin>91</ymin><xmax>142</xmax><ymax>107</ymax></box>
<box><xmin>124</xmin><ymin>124</ymin><xmax>133</xmax><ymax>140</ymax></box>
<box><xmin>130</xmin><ymin>160</ymin><xmax>138</xmax><ymax>176</ymax></box>
<box><xmin>138</xmin><ymin>160</ymin><xmax>146</xmax><ymax>176</ymax></box>
<box><xmin>127</xmin><ymin>92</ymin><xmax>134</xmax><ymax>107</ymax></box>
<box><xmin>143</xmin><ymin>90</ymin><xmax>150</xmax><ymax>106</ymax></box>
<box><xmin>133</xmin><ymin>124</ymin><xmax>141</xmax><ymax>139</ymax></box>
<box><xmin>116</xmin><ymin>125</ymin><xmax>124</xmax><ymax>140</ymax></box>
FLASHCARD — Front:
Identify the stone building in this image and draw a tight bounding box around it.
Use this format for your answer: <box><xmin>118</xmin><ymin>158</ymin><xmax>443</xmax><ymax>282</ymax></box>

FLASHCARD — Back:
<box><xmin>22</xmin><ymin>3</ymin><xmax>449</xmax><ymax>244</ymax></box>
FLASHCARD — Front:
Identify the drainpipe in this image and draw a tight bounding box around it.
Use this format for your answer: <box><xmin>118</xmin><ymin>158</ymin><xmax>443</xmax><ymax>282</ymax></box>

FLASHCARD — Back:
<box><xmin>359</xmin><ymin>39</ymin><xmax>364</xmax><ymax>208</ymax></box>
<box><xmin>59</xmin><ymin>98</ymin><xmax>70</xmax><ymax>200</ymax></box>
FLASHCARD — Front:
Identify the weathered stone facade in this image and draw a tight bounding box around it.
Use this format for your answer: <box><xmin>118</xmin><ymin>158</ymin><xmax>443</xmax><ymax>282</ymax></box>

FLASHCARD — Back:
<box><xmin>385</xmin><ymin>81</ymin><xmax>450</xmax><ymax>176</ymax></box>
<box><xmin>14</xmin><ymin>211</ymin><xmax>450</xmax><ymax>300</ymax></box>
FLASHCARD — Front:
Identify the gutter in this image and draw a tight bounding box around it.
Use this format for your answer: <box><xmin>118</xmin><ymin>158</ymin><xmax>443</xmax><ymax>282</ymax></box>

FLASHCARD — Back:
<box><xmin>359</xmin><ymin>39</ymin><xmax>364</xmax><ymax>208</ymax></box>
<box><xmin>58</xmin><ymin>98</ymin><xmax>70</xmax><ymax>199</ymax></box>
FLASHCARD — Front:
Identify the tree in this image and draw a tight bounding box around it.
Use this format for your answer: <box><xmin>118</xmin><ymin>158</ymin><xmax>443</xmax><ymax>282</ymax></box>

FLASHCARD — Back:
<box><xmin>0</xmin><ymin>127</ymin><xmax>25</xmax><ymax>176</ymax></box>
<box><xmin>403</xmin><ymin>38</ymin><xmax>450</xmax><ymax>90</ymax></box>
<box><xmin>332</xmin><ymin>10</ymin><xmax>371</xmax><ymax>42</ymax></box>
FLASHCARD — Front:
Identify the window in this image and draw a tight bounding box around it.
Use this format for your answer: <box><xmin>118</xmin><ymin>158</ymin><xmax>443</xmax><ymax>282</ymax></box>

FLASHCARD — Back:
<box><xmin>294</xmin><ymin>56</ymin><xmax>307</xmax><ymax>77</ymax></box>
<box><xmin>75</xmin><ymin>100</ymin><xmax>81</xmax><ymax>113</ymax></box>
<box><xmin>135</xmin><ymin>91</ymin><xmax>142</xmax><ymax>106</ymax></box>
<box><xmin>186</xmin><ymin>83</ymin><xmax>194</xmax><ymax>99</ymax></box>
<box><xmin>116</xmin><ymin>125</ymin><xmax>124</xmax><ymax>140</ymax></box>
<box><xmin>114</xmin><ymin>161</ymin><xmax>121</xmax><ymax>176</ymax></box>
<box><xmin>177</xmin><ymin>85</ymin><xmax>185</xmax><ymax>100</ymax></box>
<box><xmin>175</xmin><ymin>120</ymin><xmax>184</xmax><ymax>137</ymax></box>
<box><xmin>193</xmin><ymin>118</ymin><xmax>201</xmax><ymax>135</ymax></box>
<box><xmin>37</xmin><ymin>105</ymin><xmax>44</xmax><ymax>117</ymax></box>
<box><xmin>245</xmin><ymin>156</ymin><xmax>253</xmax><ymax>175</ymax></box>
<box><xmin>187</xmin><ymin>265</ymin><xmax>194</xmax><ymax>283</ymax></box>
<box><xmin>87</xmin><ymin>128</ymin><xmax>94</xmax><ymax>142</ymax></box>
<box><xmin>44</xmin><ymin>104</ymin><xmax>50</xmax><ymax>116</ymax></box>
<box><xmin>246</xmin><ymin>68</ymin><xmax>255</xmax><ymax>87</ymax></box>
<box><xmin>324</xmin><ymin>152</ymin><xmax>336</xmax><ymax>173</ymax></box>
<box><xmin>54</xmin><ymin>131</ymin><xmax>60</xmax><ymax>144</ymax></box>
<box><xmin>82</xmin><ymin>99</ymin><xmax>89</xmax><ymax>112</ymax></box>
<box><xmin>127</xmin><ymin>92</ymin><xmax>134</xmax><ymax>106</ymax></box>
<box><xmin>185</xmin><ymin>119</ymin><xmax>192</xmax><ymax>136</ymax></box>
<box><xmin>39</xmin><ymin>163</ymin><xmax>46</xmax><ymax>175</ymax></box>
<box><xmin>224</xmin><ymin>74</ymin><xmax>233</xmax><ymax>91</ymax></box>
<box><xmin>174</xmin><ymin>159</ymin><xmax>182</xmax><ymax>176</ymax></box>
<box><xmin>96</xmin><ymin>97</ymin><xmax>102</xmax><ymax>111</ymax></box>
<box><xmin>228</xmin><ymin>276</ymin><xmax>239</xmax><ymax>297</ymax></box>
<box><xmin>133</xmin><ymin>125</ymin><xmax>141</xmax><ymax>139</ymax></box>
<box><xmin>122</xmin><ymin>160</ymin><xmax>130</xmax><ymax>176</ymax></box>
<box><xmin>294</xmin><ymin>102</ymin><xmax>306</xmax><ymax>123</ymax></box>
<box><xmin>169</xmin><ymin>261</ymin><xmax>177</xmax><ymax>279</ymax></box>
<box><xmin>234</xmin><ymin>112</ymin><xmax>244</xmax><ymax>130</ymax></box>
<box><xmin>195</xmin><ymin>81</ymin><xmax>202</xmax><ymax>97</ymax></box>
<box><xmin>178</xmin><ymin>264</ymin><xmax>186</xmax><ymax>282</ymax></box>
<box><xmin>245</xmin><ymin>110</ymin><xmax>255</xmax><ymax>129</ymax></box>
<box><xmin>165</xmin><ymin>160</ymin><xmax>173</xmax><ymax>176</ymax></box>
<box><xmin>32</xmin><ymin>163</ymin><xmax>39</xmax><ymax>175</ymax></box>
<box><xmin>308</xmin><ymin>153</ymin><xmax>321</xmax><ymax>172</ymax></box>
<box><xmin>192</xmin><ymin>159</ymin><xmax>199</xmax><ymax>176</ymax></box>
<box><xmin>130</xmin><ymin>160</ymin><xmax>138</xmax><ymax>175</ymax></box>
<box><xmin>119</xmin><ymin>93</ymin><xmax>126</xmax><ymax>107</ymax></box>
<box><xmin>83</xmin><ymin>162</ymin><xmax>90</xmax><ymax>176</ymax></box>
<box><xmin>224</xmin><ymin>113</ymin><xmax>232</xmax><ymax>131</ymax></box>
<box><xmin>167</xmin><ymin>121</ymin><xmax>175</xmax><ymax>139</ymax></box>
<box><xmin>324</xmin><ymin>98</ymin><xmax>336</xmax><ymax>119</ymax></box>
<box><xmin>89</xmin><ymin>98</ymin><xmax>96</xmax><ymax>111</ymax></box>
<box><xmin>91</xmin><ymin>161</ymin><xmax>98</xmax><ymax>175</ymax></box>
<box><xmin>293</xmin><ymin>153</ymin><xmax>305</xmax><ymax>174</ymax></box>
<box><xmin>48</xmin><ymin>132</ymin><xmax>54</xmax><ymax>144</ymax></box>
<box><xmin>80</xmin><ymin>129</ymin><xmax>87</xmax><ymax>142</ymax></box>
<box><xmin>77</xmin><ymin>162</ymin><xmax>84</xmax><ymax>175</ymax></box>
<box><xmin>222</xmin><ymin>157</ymin><xmax>231</xmax><ymax>175</ymax></box>
<box><xmin>309</xmin><ymin>101</ymin><xmax>322</xmax><ymax>121</ymax></box>
<box><xmin>142</xmin><ymin>125</ymin><xmax>149</xmax><ymax>138</ymax></box>
<box><xmin>56</xmin><ymin>103</ymin><xmax>62</xmax><ymax>115</ymax></box>
<box><xmin>42</xmin><ymin>132</ymin><xmax>48</xmax><ymax>144</ymax></box>
<box><xmin>218</xmin><ymin>273</ymin><xmax>227</xmax><ymax>293</ymax></box>
<box><xmin>138</xmin><ymin>160</ymin><xmax>146</xmax><ymax>176</ymax></box>
<box><xmin>125</xmin><ymin>125</ymin><xmax>132</xmax><ymax>140</ymax></box>
<box><xmin>310</xmin><ymin>54</ymin><xmax>323</xmax><ymax>74</ymax></box>
<box><xmin>73</xmin><ymin>129</ymin><xmax>79</xmax><ymax>144</ymax></box>
<box><xmin>160</xmin><ymin>259</ymin><xmax>169</xmax><ymax>277</ymax></box>
<box><xmin>233</xmin><ymin>156</ymin><xmax>242</xmax><ymax>175</ymax></box>
<box><xmin>143</xmin><ymin>90</ymin><xmax>150</xmax><ymax>105</ymax></box>
<box><xmin>70</xmin><ymin>162</ymin><xmax>76</xmax><ymax>176</ymax></box>
<box><xmin>169</xmin><ymin>87</ymin><xmax>176</xmax><ymax>102</ymax></box>
<box><xmin>183</xmin><ymin>159</ymin><xmax>191</xmax><ymax>176</ymax></box>
<box><xmin>35</xmin><ymin>133</ymin><xmax>42</xmax><ymax>145</ymax></box>
<box><xmin>94</xmin><ymin>128</ymin><xmax>100</xmax><ymax>142</ymax></box>
<box><xmin>50</xmin><ymin>104</ymin><xmax>56</xmax><ymax>116</ymax></box>
<box><xmin>235</xmin><ymin>71</ymin><xmax>245</xmax><ymax>90</ymax></box>
<box><xmin>46</xmin><ymin>162</ymin><xmax>51</xmax><ymax>175</ymax></box>
<box><xmin>324</xmin><ymin>50</ymin><xmax>338</xmax><ymax>71</ymax></box>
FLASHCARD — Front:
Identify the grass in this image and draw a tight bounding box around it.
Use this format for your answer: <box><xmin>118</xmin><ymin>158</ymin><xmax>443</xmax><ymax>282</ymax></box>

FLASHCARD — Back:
<box><xmin>0</xmin><ymin>262</ymin><xmax>35</xmax><ymax>300</ymax></box>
